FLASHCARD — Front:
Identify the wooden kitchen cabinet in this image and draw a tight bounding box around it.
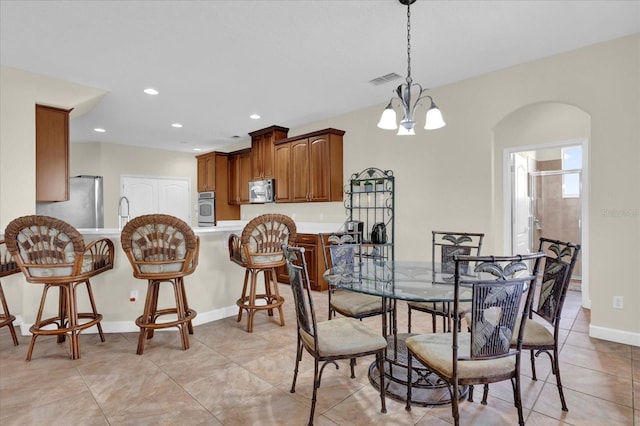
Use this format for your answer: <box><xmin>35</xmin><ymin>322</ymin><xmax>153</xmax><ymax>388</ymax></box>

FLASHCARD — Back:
<box><xmin>195</xmin><ymin>152</ymin><xmax>240</xmax><ymax>219</ymax></box>
<box><xmin>36</xmin><ymin>104</ymin><xmax>72</xmax><ymax>201</ymax></box>
<box><xmin>249</xmin><ymin>125</ymin><xmax>288</xmax><ymax>180</ymax></box>
<box><xmin>274</xmin><ymin>128</ymin><xmax>344</xmax><ymax>203</ymax></box>
<box><xmin>227</xmin><ymin>149</ymin><xmax>251</xmax><ymax>205</ymax></box>
<box><xmin>277</xmin><ymin>233</ymin><xmax>328</xmax><ymax>291</ymax></box>
<box><xmin>196</xmin><ymin>152</ymin><xmax>216</xmax><ymax>192</ymax></box>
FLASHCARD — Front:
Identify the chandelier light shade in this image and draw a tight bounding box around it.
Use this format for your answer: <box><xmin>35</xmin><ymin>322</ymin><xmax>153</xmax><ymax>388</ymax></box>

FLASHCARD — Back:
<box><xmin>377</xmin><ymin>0</ymin><xmax>446</xmax><ymax>135</ymax></box>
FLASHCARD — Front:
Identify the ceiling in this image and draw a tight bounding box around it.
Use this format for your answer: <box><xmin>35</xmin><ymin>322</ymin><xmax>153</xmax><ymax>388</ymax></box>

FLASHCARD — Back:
<box><xmin>1</xmin><ymin>1</ymin><xmax>639</xmax><ymax>153</ymax></box>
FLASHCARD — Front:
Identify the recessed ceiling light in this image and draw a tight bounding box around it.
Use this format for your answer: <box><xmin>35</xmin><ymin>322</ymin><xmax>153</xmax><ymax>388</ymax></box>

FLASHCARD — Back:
<box><xmin>171</xmin><ymin>123</ymin><xmax>183</xmax><ymax>128</ymax></box>
<box><xmin>249</xmin><ymin>114</ymin><xmax>261</xmax><ymax>120</ymax></box>
<box><xmin>193</xmin><ymin>148</ymin><xmax>201</xmax><ymax>152</ymax></box>
<box><xmin>144</xmin><ymin>88</ymin><xmax>159</xmax><ymax>95</ymax></box>
<box><xmin>94</xmin><ymin>128</ymin><xmax>106</xmax><ymax>133</ymax></box>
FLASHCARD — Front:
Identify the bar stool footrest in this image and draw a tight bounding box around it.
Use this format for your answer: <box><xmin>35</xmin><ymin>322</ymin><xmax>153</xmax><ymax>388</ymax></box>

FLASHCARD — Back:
<box><xmin>236</xmin><ymin>294</ymin><xmax>285</xmax><ymax>311</ymax></box>
<box><xmin>135</xmin><ymin>308</ymin><xmax>197</xmax><ymax>330</ymax></box>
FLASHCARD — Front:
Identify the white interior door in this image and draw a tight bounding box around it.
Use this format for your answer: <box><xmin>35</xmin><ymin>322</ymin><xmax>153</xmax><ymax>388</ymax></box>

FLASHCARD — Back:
<box><xmin>158</xmin><ymin>179</ymin><xmax>190</xmax><ymax>223</ymax></box>
<box><xmin>512</xmin><ymin>153</ymin><xmax>532</xmax><ymax>254</ymax></box>
<box><xmin>122</xmin><ymin>177</ymin><xmax>157</xmax><ymax>220</ymax></box>
<box><xmin>122</xmin><ymin>176</ymin><xmax>190</xmax><ymax>224</ymax></box>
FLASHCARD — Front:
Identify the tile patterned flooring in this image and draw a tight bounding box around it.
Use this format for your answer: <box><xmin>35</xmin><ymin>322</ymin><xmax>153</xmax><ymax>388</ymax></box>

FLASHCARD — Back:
<box><xmin>0</xmin><ymin>286</ymin><xmax>638</xmax><ymax>425</ymax></box>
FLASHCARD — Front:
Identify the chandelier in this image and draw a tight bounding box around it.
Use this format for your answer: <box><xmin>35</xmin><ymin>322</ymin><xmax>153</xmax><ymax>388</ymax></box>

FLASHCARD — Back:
<box><xmin>377</xmin><ymin>0</ymin><xmax>446</xmax><ymax>135</ymax></box>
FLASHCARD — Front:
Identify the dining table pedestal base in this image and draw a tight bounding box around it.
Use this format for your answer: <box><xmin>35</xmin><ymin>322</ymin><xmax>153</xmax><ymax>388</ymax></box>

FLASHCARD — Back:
<box><xmin>368</xmin><ymin>333</ymin><xmax>467</xmax><ymax>406</ymax></box>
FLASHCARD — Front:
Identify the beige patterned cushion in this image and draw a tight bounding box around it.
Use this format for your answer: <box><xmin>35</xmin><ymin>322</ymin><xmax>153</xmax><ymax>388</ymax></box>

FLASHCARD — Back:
<box><xmin>240</xmin><ymin>220</ymin><xmax>290</xmax><ymax>265</ymax></box>
<box><xmin>300</xmin><ymin>317</ymin><xmax>386</xmax><ymax>357</ymax></box>
<box><xmin>409</xmin><ymin>301</ymin><xmax>472</xmax><ymax>315</ymax></box>
<box><xmin>139</xmin><ymin>262</ymin><xmax>184</xmax><ymax>273</ymax></box>
<box><xmin>131</xmin><ymin>224</ymin><xmax>187</xmax><ymax>273</ymax></box>
<box><xmin>511</xmin><ymin>317</ymin><xmax>554</xmax><ymax>346</ymax></box>
<box><xmin>331</xmin><ymin>291</ymin><xmax>383</xmax><ymax>317</ymax></box>
<box><xmin>406</xmin><ymin>333</ymin><xmax>516</xmax><ymax>380</ymax></box>
<box><xmin>28</xmin><ymin>254</ymin><xmax>109</xmax><ymax>278</ymax></box>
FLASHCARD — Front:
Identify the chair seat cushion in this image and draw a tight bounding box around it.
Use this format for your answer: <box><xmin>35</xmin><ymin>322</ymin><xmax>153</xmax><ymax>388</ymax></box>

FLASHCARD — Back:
<box><xmin>139</xmin><ymin>262</ymin><xmax>183</xmax><ymax>274</ymax></box>
<box><xmin>511</xmin><ymin>317</ymin><xmax>554</xmax><ymax>347</ymax></box>
<box><xmin>301</xmin><ymin>317</ymin><xmax>386</xmax><ymax>357</ymax></box>
<box><xmin>409</xmin><ymin>301</ymin><xmax>471</xmax><ymax>316</ymax></box>
<box><xmin>28</xmin><ymin>254</ymin><xmax>111</xmax><ymax>278</ymax></box>
<box><xmin>331</xmin><ymin>291</ymin><xmax>383</xmax><ymax>317</ymax></box>
<box><xmin>406</xmin><ymin>333</ymin><xmax>516</xmax><ymax>381</ymax></box>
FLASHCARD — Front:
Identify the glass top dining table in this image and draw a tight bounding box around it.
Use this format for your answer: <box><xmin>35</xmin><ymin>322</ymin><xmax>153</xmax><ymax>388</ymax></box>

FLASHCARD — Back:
<box><xmin>322</xmin><ymin>259</ymin><xmax>474</xmax><ymax>305</ymax></box>
<box><xmin>323</xmin><ymin>259</ymin><xmax>475</xmax><ymax>406</ymax></box>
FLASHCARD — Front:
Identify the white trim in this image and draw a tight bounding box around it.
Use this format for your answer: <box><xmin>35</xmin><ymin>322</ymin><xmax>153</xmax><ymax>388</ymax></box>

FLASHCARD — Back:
<box><xmin>19</xmin><ymin>305</ymin><xmax>239</xmax><ymax>335</ymax></box>
<box><xmin>590</xmin><ymin>324</ymin><xmax>640</xmax><ymax>347</ymax></box>
<box><xmin>503</xmin><ymin>138</ymin><xmax>590</xmax><ymax>311</ymax></box>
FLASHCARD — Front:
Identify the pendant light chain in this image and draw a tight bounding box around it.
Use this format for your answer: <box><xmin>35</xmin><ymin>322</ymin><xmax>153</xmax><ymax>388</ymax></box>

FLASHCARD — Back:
<box><xmin>376</xmin><ymin>0</ymin><xmax>446</xmax><ymax>133</ymax></box>
<box><xmin>406</xmin><ymin>1</ymin><xmax>412</xmax><ymax>83</ymax></box>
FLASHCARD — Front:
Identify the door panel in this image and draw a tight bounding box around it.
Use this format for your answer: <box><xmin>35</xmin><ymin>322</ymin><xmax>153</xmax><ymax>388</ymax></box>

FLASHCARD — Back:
<box><xmin>158</xmin><ymin>179</ymin><xmax>190</xmax><ymax>223</ymax></box>
<box><xmin>512</xmin><ymin>153</ymin><xmax>531</xmax><ymax>255</ymax></box>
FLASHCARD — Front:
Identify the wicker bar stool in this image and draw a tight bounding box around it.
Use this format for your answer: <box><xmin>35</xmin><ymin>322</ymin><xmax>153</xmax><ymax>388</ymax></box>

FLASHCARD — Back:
<box><xmin>0</xmin><ymin>240</ymin><xmax>20</xmax><ymax>346</ymax></box>
<box><xmin>121</xmin><ymin>214</ymin><xmax>199</xmax><ymax>354</ymax></box>
<box><xmin>228</xmin><ymin>214</ymin><xmax>296</xmax><ymax>332</ymax></box>
<box><xmin>4</xmin><ymin>215</ymin><xmax>114</xmax><ymax>360</ymax></box>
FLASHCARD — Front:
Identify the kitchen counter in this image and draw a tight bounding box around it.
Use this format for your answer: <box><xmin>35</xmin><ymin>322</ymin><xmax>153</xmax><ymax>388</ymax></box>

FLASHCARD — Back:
<box><xmin>3</xmin><ymin>220</ymin><xmax>344</xmax><ymax>335</ymax></box>
<box><xmin>75</xmin><ymin>220</ymin><xmax>343</xmax><ymax>237</ymax></box>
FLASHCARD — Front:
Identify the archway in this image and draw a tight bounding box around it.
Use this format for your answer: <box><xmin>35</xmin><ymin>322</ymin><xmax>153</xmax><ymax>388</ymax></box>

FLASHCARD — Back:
<box><xmin>494</xmin><ymin>102</ymin><xmax>591</xmax><ymax>308</ymax></box>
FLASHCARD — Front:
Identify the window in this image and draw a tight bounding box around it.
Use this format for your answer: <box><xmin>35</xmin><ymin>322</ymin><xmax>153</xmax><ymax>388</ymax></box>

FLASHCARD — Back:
<box><xmin>561</xmin><ymin>146</ymin><xmax>581</xmax><ymax>198</ymax></box>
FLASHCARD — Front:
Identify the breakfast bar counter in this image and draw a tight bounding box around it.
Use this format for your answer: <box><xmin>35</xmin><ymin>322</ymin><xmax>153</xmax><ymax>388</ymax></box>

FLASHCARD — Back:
<box><xmin>2</xmin><ymin>220</ymin><xmax>342</xmax><ymax>335</ymax></box>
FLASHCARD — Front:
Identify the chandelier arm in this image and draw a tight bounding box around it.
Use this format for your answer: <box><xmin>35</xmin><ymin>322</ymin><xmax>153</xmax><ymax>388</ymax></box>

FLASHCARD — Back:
<box><xmin>410</xmin><ymin>86</ymin><xmax>434</xmax><ymax>118</ymax></box>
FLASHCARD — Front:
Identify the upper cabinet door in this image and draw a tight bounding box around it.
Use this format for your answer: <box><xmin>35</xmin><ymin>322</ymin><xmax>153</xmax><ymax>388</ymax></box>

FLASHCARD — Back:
<box><xmin>308</xmin><ymin>135</ymin><xmax>331</xmax><ymax>202</ymax></box>
<box><xmin>238</xmin><ymin>151</ymin><xmax>251</xmax><ymax>204</ymax></box>
<box><xmin>196</xmin><ymin>152</ymin><xmax>216</xmax><ymax>192</ymax></box>
<box><xmin>274</xmin><ymin>143</ymin><xmax>292</xmax><ymax>202</ymax></box>
<box><xmin>36</xmin><ymin>104</ymin><xmax>71</xmax><ymax>202</ymax></box>
<box><xmin>227</xmin><ymin>150</ymin><xmax>252</xmax><ymax>205</ymax></box>
<box><xmin>290</xmin><ymin>138</ymin><xmax>310</xmax><ymax>202</ymax></box>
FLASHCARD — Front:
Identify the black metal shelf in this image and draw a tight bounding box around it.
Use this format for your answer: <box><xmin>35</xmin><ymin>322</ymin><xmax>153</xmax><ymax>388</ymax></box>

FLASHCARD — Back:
<box><xmin>344</xmin><ymin>167</ymin><xmax>395</xmax><ymax>262</ymax></box>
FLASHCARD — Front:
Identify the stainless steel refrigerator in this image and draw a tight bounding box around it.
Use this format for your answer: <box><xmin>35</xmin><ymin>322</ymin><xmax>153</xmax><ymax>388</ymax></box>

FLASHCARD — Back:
<box><xmin>36</xmin><ymin>175</ymin><xmax>104</xmax><ymax>228</ymax></box>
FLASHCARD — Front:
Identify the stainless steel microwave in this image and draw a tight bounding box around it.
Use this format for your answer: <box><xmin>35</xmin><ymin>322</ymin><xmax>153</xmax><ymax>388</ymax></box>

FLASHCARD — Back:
<box><xmin>249</xmin><ymin>179</ymin><xmax>275</xmax><ymax>203</ymax></box>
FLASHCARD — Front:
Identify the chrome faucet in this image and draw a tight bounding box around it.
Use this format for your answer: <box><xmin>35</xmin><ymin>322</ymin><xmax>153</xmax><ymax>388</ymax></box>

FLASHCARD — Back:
<box><xmin>118</xmin><ymin>196</ymin><xmax>130</xmax><ymax>229</ymax></box>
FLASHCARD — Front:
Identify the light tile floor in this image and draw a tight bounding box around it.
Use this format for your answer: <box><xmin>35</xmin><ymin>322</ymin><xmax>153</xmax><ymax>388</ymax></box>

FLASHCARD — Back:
<box><xmin>0</xmin><ymin>286</ymin><xmax>637</xmax><ymax>425</ymax></box>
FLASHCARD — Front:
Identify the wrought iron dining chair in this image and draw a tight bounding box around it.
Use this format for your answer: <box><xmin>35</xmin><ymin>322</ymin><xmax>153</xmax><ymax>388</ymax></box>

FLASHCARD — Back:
<box><xmin>4</xmin><ymin>215</ymin><xmax>114</xmax><ymax>360</ymax></box>
<box><xmin>405</xmin><ymin>252</ymin><xmax>544</xmax><ymax>426</ymax></box>
<box><xmin>0</xmin><ymin>239</ymin><xmax>20</xmax><ymax>346</ymax></box>
<box><xmin>283</xmin><ymin>244</ymin><xmax>387</xmax><ymax>426</ymax></box>
<box><xmin>407</xmin><ymin>231</ymin><xmax>484</xmax><ymax>333</ymax></box>
<box><xmin>468</xmin><ymin>237</ymin><xmax>582</xmax><ymax>409</ymax></box>
<box><xmin>320</xmin><ymin>233</ymin><xmax>385</xmax><ymax>321</ymax></box>
<box><xmin>228</xmin><ymin>213</ymin><xmax>296</xmax><ymax>332</ymax></box>
<box><xmin>121</xmin><ymin>214</ymin><xmax>199</xmax><ymax>354</ymax></box>
<box><xmin>516</xmin><ymin>237</ymin><xmax>581</xmax><ymax>411</ymax></box>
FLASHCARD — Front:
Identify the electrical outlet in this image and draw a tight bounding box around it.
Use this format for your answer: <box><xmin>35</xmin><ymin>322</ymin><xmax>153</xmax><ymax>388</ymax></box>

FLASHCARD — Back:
<box><xmin>130</xmin><ymin>290</ymin><xmax>138</xmax><ymax>302</ymax></box>
<box><xmin>613</xmin><ymin>296</ymin><xmax>624</xmax><ymax>309</ymax></box>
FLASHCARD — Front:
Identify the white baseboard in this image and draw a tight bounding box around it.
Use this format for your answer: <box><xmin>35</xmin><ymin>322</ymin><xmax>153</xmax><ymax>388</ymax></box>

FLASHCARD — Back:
<box><xmin>18</xmin><ymin>305</ymin><xmax>239</xmax><ymax>336</ymax></box>
<box><xmin>589</xmin><ymin>324</ymin><xmax>640</xmax><ymax>347</ymax></box>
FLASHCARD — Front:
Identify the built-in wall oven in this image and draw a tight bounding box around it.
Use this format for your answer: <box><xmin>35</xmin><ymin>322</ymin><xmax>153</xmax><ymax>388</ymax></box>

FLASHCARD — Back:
<box><xmin>197</xmin><ymin>191</ymin><xmax>216</xmax><ymax>226</ymax></box>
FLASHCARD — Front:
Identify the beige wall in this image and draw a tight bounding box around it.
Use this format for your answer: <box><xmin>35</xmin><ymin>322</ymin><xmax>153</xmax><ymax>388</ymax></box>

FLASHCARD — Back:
<box><xmin>1</xmin><ymin>35</ymin><xmax>639</xmax><ymax>344</ymax></box>
<box><xmin>71</xmin><ymin>142</ymin><xmax>198</xmax><ymax>228</ymax></box>
<box><xmin>0</xmin><ymin>67</ymin><xmax>106</xmax><ymax>227</ymax></box>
